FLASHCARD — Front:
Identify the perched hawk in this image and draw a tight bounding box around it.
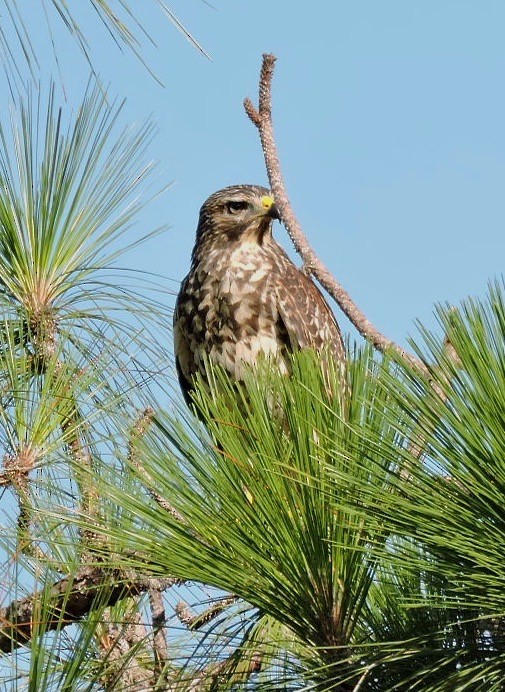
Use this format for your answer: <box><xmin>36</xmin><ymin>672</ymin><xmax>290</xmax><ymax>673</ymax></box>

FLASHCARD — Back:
<box><xmin>174</xmin><ymin>184</ymin><xmax>344</xmax><ymax>404</ymax></box>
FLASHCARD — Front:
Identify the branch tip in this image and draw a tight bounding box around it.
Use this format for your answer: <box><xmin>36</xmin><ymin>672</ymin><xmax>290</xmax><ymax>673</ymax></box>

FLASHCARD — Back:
<box><xmin>243</xmin><ymin>98</ymin><xmax>260</xmax><ymax>127</ymax></box>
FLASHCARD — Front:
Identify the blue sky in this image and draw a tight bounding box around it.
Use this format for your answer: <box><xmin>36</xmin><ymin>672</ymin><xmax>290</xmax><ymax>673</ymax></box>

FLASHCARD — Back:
<box><xmin>17</xmin><ymin>2</ymin><xmax>505</xmax><ymax>354</ymax></box>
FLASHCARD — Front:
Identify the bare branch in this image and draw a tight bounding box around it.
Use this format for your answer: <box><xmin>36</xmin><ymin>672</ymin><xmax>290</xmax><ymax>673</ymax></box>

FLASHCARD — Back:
<box><xmin>100</xmin><ymin>606</ymin><xmax>154</xmax><ymax>692</ymax></box>
<box><xmin>60</xmin><ymin>395</ymin><xmax>101</xmax><ymax>548</ymax></box>
<box><xmin>1</xmin><ymin>444</ymin><xmax>47</xmax><ymax>557</ymax></box>
<box><xmin>129</xmin><ymin>407</ymin><xmax>185</xmax><ymax>521</ymax></box>
<box><xmin>176</xmin><ymin>595</ymin><xmax>238</xmax><ymax>631</ymax></box>
<box><xmin>244</xmin><ymin>54</ymin><xmax>427</xmax><ymax>374</ymax></box>
<box><xmin>149</xmin><ymin>588</ymin><xmax>169</xmax><ymax>678</ymax></box>
<box><xmin>0</xmin><ymin>565</ymin><xmax>177</xmax><ymax>654</ymax></box>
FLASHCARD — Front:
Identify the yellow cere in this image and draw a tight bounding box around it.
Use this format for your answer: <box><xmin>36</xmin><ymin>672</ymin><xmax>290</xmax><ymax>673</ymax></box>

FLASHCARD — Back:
<box><xmin>261</xmin><ymin>195</ymin><xmax>275</xmax><ymax>210</ymax></box>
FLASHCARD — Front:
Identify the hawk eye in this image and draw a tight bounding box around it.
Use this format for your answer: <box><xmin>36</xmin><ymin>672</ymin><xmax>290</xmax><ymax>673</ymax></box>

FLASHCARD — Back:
<box><xmin>226</xmin><ymin>200</ymin><xmax>249</xmax><ymax>214</ymax></box>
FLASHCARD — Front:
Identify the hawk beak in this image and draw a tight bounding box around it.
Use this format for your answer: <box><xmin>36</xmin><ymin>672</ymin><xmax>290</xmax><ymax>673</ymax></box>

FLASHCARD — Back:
<box><xmin>260</xmin><ymin>195</ymin><xmax>281</xmax><ymax>221</ymax></box>
<box><xmin>268</xmin><ymin>203</ymin><xmax>281</xmax><ymax>221</ymax></box>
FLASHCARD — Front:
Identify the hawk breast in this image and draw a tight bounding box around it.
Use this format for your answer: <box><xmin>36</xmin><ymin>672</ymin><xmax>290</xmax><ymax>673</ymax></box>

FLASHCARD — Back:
<box><xmin>174</xmin><ymin>241</ymin><xmax>288</xmax><ymax>402</ymax></box>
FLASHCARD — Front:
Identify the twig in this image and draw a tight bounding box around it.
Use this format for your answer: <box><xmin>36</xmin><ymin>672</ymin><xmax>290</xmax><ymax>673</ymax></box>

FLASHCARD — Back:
<box><xmin>176</xmin><ymin>595</ymin><xmax>238</xmax><ymax>631</ymax></box>
<box><xmin>129</xmin><ymin>407</ymin><xmax>185</xmax><ymax>522</ymax></box>
<box><xmin>60</xmin><ymin>395</ymin><xmax>101</xmax><ymax>548</ymax></box>
<box><xmin>149</xmin><ymin>587</ymin><xmax>169</xmax><ymax>680</ymax></box>
<box><xmin>244</xmin><ymin>54</ymin><xmax>428</xmax><ymax>375</ymax></box>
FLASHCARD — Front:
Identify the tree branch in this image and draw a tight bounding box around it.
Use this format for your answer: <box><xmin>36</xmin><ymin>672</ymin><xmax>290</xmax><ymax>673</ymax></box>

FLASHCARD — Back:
<box><xmin>100</xmin><ymin>606</ymin><xmax>154</xmax><ymax>692</ymax></box>
<box><xmin>1</xmin><ymin>444</ymin><xmax>42</xmax><ymax>555</ymax></box>
<box><xmin>176</xmin><ymin>595</ymin><xmax>238</xmax><ymax>631</ymax></box>
<box><xmin>149</xmin><ymin>587</ymin><xmax>169</xmax><ymax>679</ymax></box>
<box><xmin>0</xmin><ymin>565</ymin><xmax>176</xmax><ymax>654</ymax></box>
<box><xmin>129</xmin><ymin>408</ymin><xmax>185</xmax><ymax>522</ymax></box>
<box><xmin>244</xmin><ymin>53</ymin><xmax>427</xmax><ymax>374</ymax></box>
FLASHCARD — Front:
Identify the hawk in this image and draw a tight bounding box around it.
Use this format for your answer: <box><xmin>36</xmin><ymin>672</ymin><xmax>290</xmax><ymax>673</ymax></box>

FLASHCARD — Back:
<box><xmin>174</xmin><ymin>184</ymin><xmax>344</xmax><ymax>405</ymax></box>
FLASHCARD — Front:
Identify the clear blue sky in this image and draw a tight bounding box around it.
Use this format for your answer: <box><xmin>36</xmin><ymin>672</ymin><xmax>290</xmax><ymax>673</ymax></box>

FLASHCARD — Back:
<box><xmin>17</xmin><ymin>2</ymin><xmax>505</xmax><ymax>352</ymax></box>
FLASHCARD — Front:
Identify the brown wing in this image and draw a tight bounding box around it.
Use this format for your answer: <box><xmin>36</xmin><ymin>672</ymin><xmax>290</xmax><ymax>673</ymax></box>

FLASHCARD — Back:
<box><xmin>173</xmin><ymin>275</ymin><xmax>199</xmax><ymax>406</ymax></box>
<box><xmin>274</xmin><ymin>262</ymin><xmax>345</xmax><ymax>363</ymax></box>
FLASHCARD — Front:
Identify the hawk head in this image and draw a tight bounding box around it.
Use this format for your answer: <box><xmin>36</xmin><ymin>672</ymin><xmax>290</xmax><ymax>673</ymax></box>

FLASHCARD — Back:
<box><xmin>194</xmin><ymin>185</ymin><xmax>280</xmax><ymax>252</ymax></box>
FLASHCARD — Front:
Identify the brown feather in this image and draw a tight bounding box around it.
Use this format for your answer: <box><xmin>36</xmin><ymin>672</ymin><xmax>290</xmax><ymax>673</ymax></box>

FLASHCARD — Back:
<box><xmin>174</xmin><ymin>185</ymin><xmax>344</xmax><ymax>404</ymax></box>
